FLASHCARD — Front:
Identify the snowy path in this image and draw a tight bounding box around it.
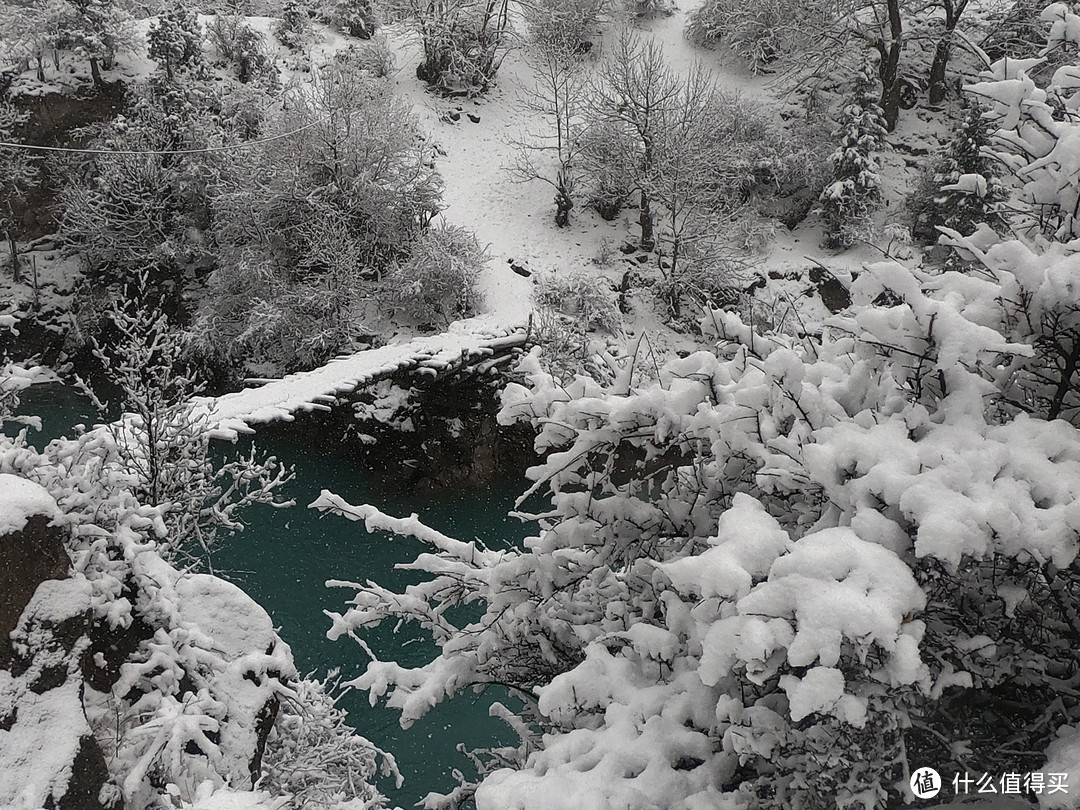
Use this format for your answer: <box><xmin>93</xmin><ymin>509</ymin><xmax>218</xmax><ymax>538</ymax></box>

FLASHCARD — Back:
<box><xmin>200</xmin><ymin>6</ymin><xmax>772</xmax><ymax>436</ymax></box>
<box><xmin>197</xmin><ymin>318</ymin><xmax>527</xmax><ymax>440</ymax></box>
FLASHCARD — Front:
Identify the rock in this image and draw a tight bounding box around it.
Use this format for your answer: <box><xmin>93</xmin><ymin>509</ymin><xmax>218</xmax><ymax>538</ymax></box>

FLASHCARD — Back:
<box><xmin>0</xmin><ymin>478</ymin><xmax>67</xmax><ymax>668</ymax></box>
<box><xmin>448</xmin><ymin>110</ymin><xmax>460</xmax><ymax>122</ymax></box>
<box><xmin>467</xmin><ymin>113</ymin><xmax>481</xmax><ymax>123</ymax></box>
<box><xmin>59</xmin><ymin>735</ymin><xmax>112</xmax><ymax>810</ymax></box>
<box><xmin>809</xmin><ymin>264</ymin><xmax>852</xmax><ymax>313</ymax></box>
<box><xmin>510</xmin><ymin>262</ymin><xmax>531</xmax><ymax>278</ymax></box>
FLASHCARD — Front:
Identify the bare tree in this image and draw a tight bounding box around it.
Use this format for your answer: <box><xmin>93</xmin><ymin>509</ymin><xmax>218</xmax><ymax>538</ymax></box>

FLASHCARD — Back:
<box><xmin>85</xmin><ymin>275</ymin><xmax>294</xmax><ymax>567</ymax></box>
<box><xmin>384</xmin><ymin>0</ymin><xmax>512</xmax><ymax>93</ymax></box>
<box><xmin>592</xmin><ymin>31</ymin><xmax>683</xmax><ymax>250</ymax></box>
<box><xmin>510</xmin><ymin>22</ymin><xmax>593</xmax><ymax>226</ymax></box>
<box><xmin>0</xmin><ymin>102</ymin><xmax>37</xmax><ymax>282</ymax></box>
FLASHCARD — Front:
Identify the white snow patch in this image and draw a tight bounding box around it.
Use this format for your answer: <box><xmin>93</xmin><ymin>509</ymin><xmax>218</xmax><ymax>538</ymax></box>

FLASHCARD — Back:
<box><xmin>0</xmin><ymin>473</ymin><xmax>60</xmax><ymax>534</ymax></box>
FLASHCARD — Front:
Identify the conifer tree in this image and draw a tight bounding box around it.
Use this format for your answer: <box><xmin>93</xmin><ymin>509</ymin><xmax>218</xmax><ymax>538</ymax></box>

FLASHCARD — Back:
<box><xmin>908</xmin><ymin>103</ymin><xmax>1007</xmax><ymax>243</ymax></box>
<box><xmin>819</xmin><ymin>55</ymin><xmax>887</xmax><ymax>248</ymax></box>
<box><xmin>147</xmin><ymin>7</ymin><xmax>203</xmax><ymax>81</ymax></box>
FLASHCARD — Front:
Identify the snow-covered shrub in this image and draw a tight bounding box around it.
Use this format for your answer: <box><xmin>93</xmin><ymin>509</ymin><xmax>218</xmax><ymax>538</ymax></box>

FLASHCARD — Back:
<box><xmin>523</xmin><ymin>0</ymin><xmax>603</xmax><ymax>53</ymax></box>
<box><xmin>385</xmin><ymin>223</ymin><xmax>486</xmax><ymax>326</ymax></box>
<box><xmin>275</xmin><ymin>0</ymin><xmax>314</xmax><ymax>50</ymax></box>
<box><xmin>51</xmin><ymin>0</ymin><xmax>137</xmax><ymax>85</ymax></box>
<box><xmin>148</xmin><ymin>7</ymin><xmax>204</xmax><ymax>81</ymax></box>
<box><xmin>260</xmin><ymin>675</ymin><xmax>398</xmax><ymax>807</ymax></box>
<box><xmin>534</xmin><ymin>269</ymin><xmax>622</xmax><ymax>334</ymax></box>
<box><xmin>197</xmin><ymin>62</ymin><xmax>442</xmax><ymax>372</ymax></box>
<box><xmin>387</xmin><ymin>0</ymin><xmax>510</xmax><ymax>94</ymax></box>
<box><xmin>531</xmin><ymin>269</ymin><xmax>622</xmax><ymax>380</ymax></box>
<box><xmin>578</xmin><ymin>117</ymin><xmax>638</xmax><ymax>220</ymax></box>
<box><xmin>324</xmin><ymin>0</ymin><xmax>379</xmax><ymax>39</ymax></box>
<box><xmin>315</xmin><ymin>210</ymin><xmax>1080</xmax><ymax>808</ymax></box>
<box><xmin>207</xmin><ymin>13</ymin><xmax>278</xmax><ymax>85</ymax></box>
<box><xmin>0</xmin><ymin>366</ymin><xmax>331</xmax><ymax>809</ymax></box>
<box><xmin>87</xmin><ymin>286</ymin><xmax>294</xmax><ymax>564</ymax></box>
<box><xmin>907</xmin><ymin>103</ymin><xmax>1008</xmax><ymax>244</ymax></box>
<box><xmin>818</xmin><ymin>56</ymin><xmax>886</xmax><ymax>248</ymax></box>
<box><xmin>685</xmin><ymin>0</ymin><xmax>802</xmax><ymax>73</ymax></box>
<box><xmin>965</xmin><ymin>3</ymin><xmax>1080</xmax><ymax>244</ymax></box>
<box><xmin>333</xmin><ymin>36</ymin><xmax>395</xmax><ymax>78</ymax></box>
<box><xmin>57</xmin><ymin>77</ymin><xmax>234</xmax><ymax>300</ymax></box>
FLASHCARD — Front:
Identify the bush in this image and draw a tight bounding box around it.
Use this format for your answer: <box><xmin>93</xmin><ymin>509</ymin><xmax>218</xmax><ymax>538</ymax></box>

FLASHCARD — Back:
<box><xmin>147</xmin><ymin>7</ymin><xmax>203</xmax><ymax>80</ymax></box>
<box><xmin>578</xmin><ymin>118</ymin><xmax>638</xmax><ymax>220</ymax></box>
<box><xmin>325</xmin><ymin>0</ymin><xmax>379</xmax><ymax>38</ymax></box>
<box><xmin>534</xmin><ymin>269</ymin><xmax>622</xmax><ymax>333</ymax></box>
<box><xmin>385</xmin><ymin>224</ymin><xmax>486</xmax><ymax>325</ymax></box>
<box><xmin>196</xmin><ymin>62</ymin><xmax>443</xmax><ymax>373</ymax></box>
<box><xmin>907</xmin><ymin>104</ymin><xmax>1008</xmax><ymax>244</ymax></box>
<box><xmin>333</xmin><ymin>36</ymin><xmax>394</xmax><ymax>78</ymax></box>
<box><xmin>275</xmin><ymin>0</ymin><xmax>314</xmax><ymax>50</ymax></box>
<box><xmin>207</xmin><ymin>14</ymin><xmax>278</xmax><ymax>85</ymax></box>
<box><xmin>687</xmin><ymin>0</ymin><xmax>811</xmax><ymax>73</ymax></box>
<box><xmin>818</xmin><ymin>57</ymin><xmax>886</xmax><ymax>249</ymax></box>
<box><xmin>392</xmin><ymin>0</ymin><xmax>511</xmax><ymax>94</ymax></box>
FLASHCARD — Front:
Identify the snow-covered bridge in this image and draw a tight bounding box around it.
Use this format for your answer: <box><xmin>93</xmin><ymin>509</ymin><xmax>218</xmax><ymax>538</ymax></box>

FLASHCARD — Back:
<box><xmin>197</xmin><ymin>318</ymin><xmax>529</xmax><ymax>441</ymax></box>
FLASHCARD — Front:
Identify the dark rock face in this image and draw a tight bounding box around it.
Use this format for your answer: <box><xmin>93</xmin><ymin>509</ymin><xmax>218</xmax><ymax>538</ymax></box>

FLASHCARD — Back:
<box><xmin>0</xmin><ymin>514</ymin><xmax>70</xmax><ymax>668</ymax></box>
<box><xmin>58</xmin><ymin>736</ymin><xmax>112</xmax><ymax>810</ymax></box>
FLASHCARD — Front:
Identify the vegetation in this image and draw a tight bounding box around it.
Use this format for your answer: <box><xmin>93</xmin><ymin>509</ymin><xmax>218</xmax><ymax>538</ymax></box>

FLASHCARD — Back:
<box><xmin>4</xmin><ymin>3</ymin><xmax>1080</xmax><ymax>810</ymax></box>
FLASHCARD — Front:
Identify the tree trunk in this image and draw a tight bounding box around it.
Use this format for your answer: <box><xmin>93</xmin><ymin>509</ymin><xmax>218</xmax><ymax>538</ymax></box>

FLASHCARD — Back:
<box><xmin>875</xmin><ymin>0</ymin><xmax>904</xmax><ymax>132</ymax></box>
<box><xmin>879</xmin><ymin>43</ymin><xmax>903</xmax><ymax>132</ymax></box>
<box><xmin>7</xmin><ymin>231</ymin><xmax>19</xmax><ymax>283</ymax></box>
<box><xmin>928</xmin><ymin>40</ymin><xmax>950</xmax><ymax>104</ymax></box>
<box><xmin>638</xmin><ymin>190</ymin><xmax>655</xmax><ymax>252</ymax></box>
<box><xmin>928</xmin><ymin>1</ymin><xmax>967</xmax><ymax>104</ymax></box>
<box><xmin>90</xmin><ymin>57</ymin><xmax>103</xmax><ymax>88</ymax></box>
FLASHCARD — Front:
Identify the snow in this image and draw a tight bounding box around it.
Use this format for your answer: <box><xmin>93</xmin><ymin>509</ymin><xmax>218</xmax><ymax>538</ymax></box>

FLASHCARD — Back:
<box><xmin>0</xmin><ymin>473</ymin><xmax>60</xmax><ymax>534</ymax></box>
<box><xmin>0</xmin><ymin>676</ymin><xmax>90</xmax><ymax>810</ymax></box>
<box><xmin>1041</xmin><ymin>726</ymin><xmax>1080</xmax><ymax>810</ymax></box>
<box><xmin>196</xmin><ymin>319</ymin><xmax>528</xmax><ymax>439</ymax></box>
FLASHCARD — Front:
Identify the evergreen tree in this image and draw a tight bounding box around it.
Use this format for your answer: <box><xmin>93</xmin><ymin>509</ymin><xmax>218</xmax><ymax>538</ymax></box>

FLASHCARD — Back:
<box><xmin>275</xmin><ymin>0</ymin><xmax>313</xmax><ymax>50</ymax></box>
<box><xmin>908</xmin><ymin>103</ymin><xmax>1007</xmax><ymax>243</ymax></box>
<box><xmin>819</xmin><ymin>55</ymin><xmax>887</xmax><ymax>248</ymax></box>
<box><xmin>147</xmin><ymin>7</ymin><xmax>203</xmax><ymax>81</ymax></box>
<box><xmin>53</xmin><ymin>0</ymin><xmax>136</xmax><ymax>86</ymax></box>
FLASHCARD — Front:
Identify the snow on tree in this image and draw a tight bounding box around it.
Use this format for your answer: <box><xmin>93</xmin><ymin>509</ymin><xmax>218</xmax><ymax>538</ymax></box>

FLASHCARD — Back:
<box><xmin>384</xmin><ymin>223</ymin><xmax>486</xmax><ymax>327</ymax></box>
<box><xmin>195</xmin><ymin>59</ymin><xmax>443</xmax><ymax>373</ymax></box>
<box><xmin>207</xmin><ymin>12</ymin><xmax>279</xmax><ymax>87</ymax></box>
<box><xmin>819</xmin><ymin>55</ymin><xmax>887</xmax><ymax>249</ymax></box>
<box><xmin>382</xmin><ymin>0</ymin><xmax>510</xmax><ymax>93</ymax></box>
<box><xmin>312</xmin><ymin>170</ymin><xmax>1080</xmax><ymax>807</ymax></box>
<box><xmin>52</xmin><ymin>0</ymin><xmax>137</xmax><ymax>86</ymax></box>
<box><xmin>84</xmin><ymin>281</ymin><xmax>294</xmax><ymax>566</ymax></box>
<box><xmin>148</xmin><ymin>7</ymin><xmax>204</xmax><ymax>82</ymax></box>
<box><xmin>0</xmin><ymin>366</ymin><xmax>391</xmax><ymax>809</ymax></box>
<box><xmin>0</xmin><ymin>100</ymin><xmax>37</xmax><ymax>281</ymax></box>
<box><xmin>685</xmin><ymin>0</ymin><xmax>940</xmax><ymax>131</ymax></box>
<box><xmin>275</xmin><ymin>0</ymin><xmax>315</xmax><ymax>50</ymax></box>
<box><xmin>511</xmin><ymin>7</ymin><xmax>595</xmax><ymax>228</ymax></box>
<box><xmin>907</xmin><ymin>102</ymin><xmax>1008</xmax><ymax>244</ymax></box>
<box><xmin>966</xmin><ymin>2</ymin><xmax>1080</xmax><ymax>245</ymax></box>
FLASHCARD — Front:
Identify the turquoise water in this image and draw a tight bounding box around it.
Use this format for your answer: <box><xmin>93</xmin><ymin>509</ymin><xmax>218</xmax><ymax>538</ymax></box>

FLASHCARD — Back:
<box><xmin>212</xmin><ymin>429</ymin><xmax>529</xmax><ymax>807</ymax></box>
<box><xmin>9</xmin><ymin>383</ymin><xmax>533</xmax><ymax>807</ymax></box>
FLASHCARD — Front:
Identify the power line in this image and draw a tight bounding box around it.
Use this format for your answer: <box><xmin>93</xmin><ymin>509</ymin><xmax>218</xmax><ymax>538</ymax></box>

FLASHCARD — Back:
<box><xmin>0</xmin><ymin>114</ymin><xmax>329</xmax><ymax>156</ymax></box>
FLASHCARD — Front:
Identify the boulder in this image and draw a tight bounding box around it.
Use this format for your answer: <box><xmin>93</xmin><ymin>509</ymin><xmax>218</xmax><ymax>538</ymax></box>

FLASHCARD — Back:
<box><xmin>0</xmin><ymin>475</ymin><xmax>67</xmax><ymax>667</ymax></box>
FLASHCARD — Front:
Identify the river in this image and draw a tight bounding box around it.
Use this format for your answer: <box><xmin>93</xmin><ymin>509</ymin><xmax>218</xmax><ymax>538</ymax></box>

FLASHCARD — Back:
<box><xmin>8</xmin><ymin>381</ymin><xmax>532</xmax><ymax>808</ymax></box>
